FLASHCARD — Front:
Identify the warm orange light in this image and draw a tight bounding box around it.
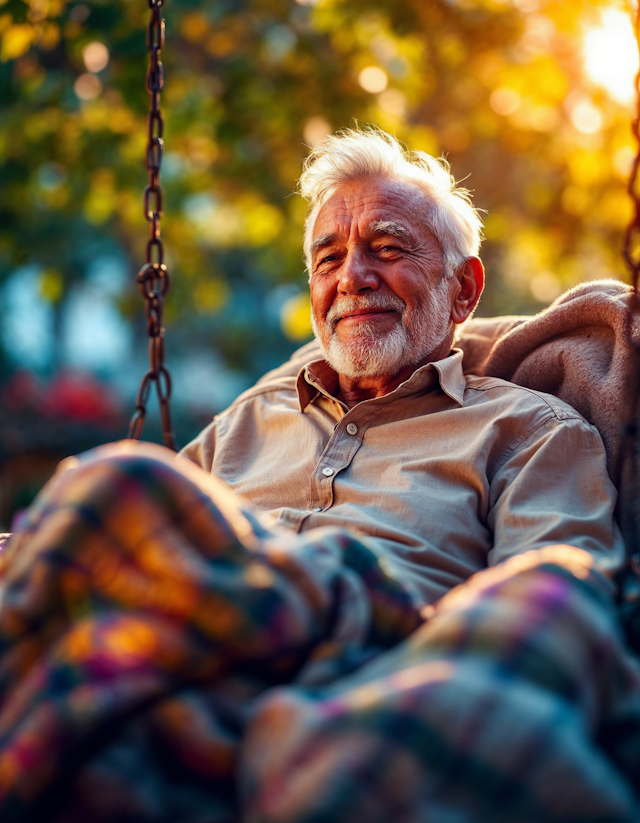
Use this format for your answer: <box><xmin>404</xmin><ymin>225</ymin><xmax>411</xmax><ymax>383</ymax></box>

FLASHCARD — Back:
<box><xmin>358</xmin><ymin>66</ymin><xmax>388</xmax><ymax>94</ymax></box>
<box><xmin>83</xmin><ymin>42</ymin><xmax>109</xmax><ymax>73</ymax></box>
<box><xmin>583</xmin><ymin>8</ymin><xmax>638</xmax><ymax>106</ymax></box>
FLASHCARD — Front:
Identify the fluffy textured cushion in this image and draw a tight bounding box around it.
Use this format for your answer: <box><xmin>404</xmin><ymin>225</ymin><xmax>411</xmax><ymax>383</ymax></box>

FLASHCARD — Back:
<box><xmin>458</xmin><ymin>279</ymin><xmax>638</xmax><ymax>479</ymax></box>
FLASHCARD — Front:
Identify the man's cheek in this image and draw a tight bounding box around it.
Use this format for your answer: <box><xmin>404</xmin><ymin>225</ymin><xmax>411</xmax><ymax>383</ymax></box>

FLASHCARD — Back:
<box><xmin>312</xmin><ymin>297</ymin><xmax>331</xmax><ymax>328</ymax></box>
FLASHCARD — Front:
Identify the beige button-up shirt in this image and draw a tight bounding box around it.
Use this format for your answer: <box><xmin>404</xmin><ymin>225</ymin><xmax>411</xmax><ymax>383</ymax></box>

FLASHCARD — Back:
<box><xmin>182</xmin><ymin>344</ymin><xmax>624</xmax><ymax>607</ymax></box>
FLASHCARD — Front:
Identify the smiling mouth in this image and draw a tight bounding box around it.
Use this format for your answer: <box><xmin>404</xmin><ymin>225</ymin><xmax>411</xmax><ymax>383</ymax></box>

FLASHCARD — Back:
<box><xmin>338</xmin><ymin>308</ymin><xmax>396</xmax><ymax>322</ymax></box>
<box><xmin>326</xmin><ymin>297</ymin><xmax>405</xmax><ymax>331</ymax></box>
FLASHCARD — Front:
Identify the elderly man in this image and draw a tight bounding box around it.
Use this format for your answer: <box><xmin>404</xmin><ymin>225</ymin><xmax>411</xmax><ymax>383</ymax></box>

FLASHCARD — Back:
<box><xmin>0</xmin><ymin>128</ymin><xmax>638</xmax><ymax>823</ymax></box>
<box><xmin>183</xmin><ymin>127</ymin><xmax>623</xmax><ymax>607</ymax></box>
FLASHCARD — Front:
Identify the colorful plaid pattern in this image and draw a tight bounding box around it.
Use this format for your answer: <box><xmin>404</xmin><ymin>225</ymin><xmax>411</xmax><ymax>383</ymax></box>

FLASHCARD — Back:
<box><xmin>244</xmin><ymin>549</ymin><xmax>640</xmax><ymax>822</ymax></box>
<box><xmin>0</xmin><ymin>442</ymin><xmax>638</xmax><ymax>822</ymax></box>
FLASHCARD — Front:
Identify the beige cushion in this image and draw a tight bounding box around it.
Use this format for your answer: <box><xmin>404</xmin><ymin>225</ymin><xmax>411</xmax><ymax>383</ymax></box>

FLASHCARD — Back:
<box><xmin>458</xmin><ymin>279</ymin><xmax>637</xmax><ymax>479</ymax></box>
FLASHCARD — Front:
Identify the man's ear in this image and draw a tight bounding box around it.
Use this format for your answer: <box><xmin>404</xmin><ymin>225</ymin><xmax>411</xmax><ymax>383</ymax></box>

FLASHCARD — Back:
<box><xmin>451</xmin><ymin>257</ymin><xmax>485</xmax><ymax>324</ymax></box>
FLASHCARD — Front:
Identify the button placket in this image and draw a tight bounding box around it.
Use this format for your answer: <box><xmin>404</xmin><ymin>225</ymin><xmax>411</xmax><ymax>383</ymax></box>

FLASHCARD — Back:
<box><xmin>310</xmin><ymin>409</ymin><xmax>373</xmax><ymax>512</ymax></box>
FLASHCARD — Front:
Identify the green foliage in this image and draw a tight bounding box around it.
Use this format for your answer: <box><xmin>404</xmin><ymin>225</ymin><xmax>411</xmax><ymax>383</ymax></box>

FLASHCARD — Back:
<box><xmin>0</xmin><ymin>0</ymin><xmax>636</xmax><ymax>386</ymax></box>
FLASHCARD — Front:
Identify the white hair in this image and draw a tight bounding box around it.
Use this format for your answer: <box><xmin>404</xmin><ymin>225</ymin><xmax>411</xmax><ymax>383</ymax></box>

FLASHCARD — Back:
<box><xmin>298</xmin><ymin>126</ymin><xmax>483</xmax><ymax>275</ymax></box>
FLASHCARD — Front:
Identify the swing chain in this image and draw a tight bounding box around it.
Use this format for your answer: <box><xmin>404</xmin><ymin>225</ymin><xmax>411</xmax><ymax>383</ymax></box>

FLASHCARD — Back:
<box><xmin>623</xmin><ymin>6</ymin><xmax>640</xmax><ymax>302</ymax></box>
<box><xmin>127</xmin><ymin>0</ymin><xmax>177</xmax><ymax>451</ymax></box>
<box><xmin>615</xmin><ymin>6</ymin><xmax>640</xmax><ymax>652</ymax></box>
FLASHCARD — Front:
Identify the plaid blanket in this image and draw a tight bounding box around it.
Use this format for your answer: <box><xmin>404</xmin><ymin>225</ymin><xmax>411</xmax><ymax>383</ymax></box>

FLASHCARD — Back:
<box><xmin>0</xmin><ymin>442</ymin><xmax>638</xmax><ymax>822</ymax></box>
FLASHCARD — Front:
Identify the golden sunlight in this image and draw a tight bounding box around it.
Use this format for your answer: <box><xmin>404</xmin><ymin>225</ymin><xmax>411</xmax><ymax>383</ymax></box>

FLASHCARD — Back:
<box><xmin>583</xmin><ymin>8</ymin><xmax>639</xmax><ymax>106</ymax></box>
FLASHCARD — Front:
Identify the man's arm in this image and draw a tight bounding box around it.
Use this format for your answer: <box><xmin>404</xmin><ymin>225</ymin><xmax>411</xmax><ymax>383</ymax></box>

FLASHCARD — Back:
<box><xmin>179</xmin><ymin>418</ymin><xmax>218</xmax><ymax>472</ymax></box>
<box><xmin>487</xmin><ymin>414</ymin><xmax>625</xmax><ymax>579</ymax></box>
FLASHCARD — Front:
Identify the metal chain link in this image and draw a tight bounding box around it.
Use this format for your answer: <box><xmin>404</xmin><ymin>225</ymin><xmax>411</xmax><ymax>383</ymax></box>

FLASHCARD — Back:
<box><xmin>127</xmin><ymin>0</ymin><xmax>177</xmax><ymax>451</ymax></box>
<box><xmin>619</xmin><ymin>6</ymin><xmax>640</xmax><ymax>532</ymax></box>
<box><xmin>615</xmin><ymin>7</ymin><xmax>640</xmax><ymax>651</ymax></box>
<box><xmin>623</xmin><ymin>6</ymin><xmax>640</xmax><ymax>299</ymax></box>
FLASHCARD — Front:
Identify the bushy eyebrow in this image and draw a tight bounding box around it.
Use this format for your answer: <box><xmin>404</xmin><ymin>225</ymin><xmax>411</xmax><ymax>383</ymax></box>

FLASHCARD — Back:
<box><xmin>310</xmin><ymin>233</ymin><xmax>338</xmax><ymax>257</ymax></box>
<box><xmin>368</xmin><ymin>220</ymin><xmax>409</xmax><ymax>239</ymax></box>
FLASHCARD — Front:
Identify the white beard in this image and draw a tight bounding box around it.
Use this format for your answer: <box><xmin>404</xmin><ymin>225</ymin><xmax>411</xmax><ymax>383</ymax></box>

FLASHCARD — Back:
<box><xmin>311</xmin><ymin>279</ymin><xmax>452</xmax><ymax>378</ymax></box>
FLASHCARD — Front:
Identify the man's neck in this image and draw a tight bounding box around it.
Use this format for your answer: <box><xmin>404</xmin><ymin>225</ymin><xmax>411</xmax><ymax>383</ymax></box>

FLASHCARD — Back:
<box><xmin>335</xmin><ymin>341</ymin><xmax>453</xmax><ymax>409</ymax></box>
<box><xmin>336</xmin><ymin>368</ymin><xmax>418</xmax><ymax>408</ymax></box>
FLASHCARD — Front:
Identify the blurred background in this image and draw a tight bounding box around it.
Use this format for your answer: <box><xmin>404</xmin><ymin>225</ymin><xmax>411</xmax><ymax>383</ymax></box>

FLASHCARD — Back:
<box><xmin>0</xmin><ymin>0</ymin><xmax>637</xmax><ymax>528</ymax></box>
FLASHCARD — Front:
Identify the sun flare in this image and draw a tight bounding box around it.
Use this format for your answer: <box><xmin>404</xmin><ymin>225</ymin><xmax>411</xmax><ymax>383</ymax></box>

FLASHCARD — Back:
<box><xmin>583</xmin><ymin>8</ymin><xmax>639</xmax><ymax>106</ymax></box>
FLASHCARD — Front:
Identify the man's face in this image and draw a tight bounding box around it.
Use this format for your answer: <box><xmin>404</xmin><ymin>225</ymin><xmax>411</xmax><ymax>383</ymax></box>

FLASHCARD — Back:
<box><xmin>309</xmin><ymin>176</ymin><xmax>456</xmax><ymax>378</ymax></box>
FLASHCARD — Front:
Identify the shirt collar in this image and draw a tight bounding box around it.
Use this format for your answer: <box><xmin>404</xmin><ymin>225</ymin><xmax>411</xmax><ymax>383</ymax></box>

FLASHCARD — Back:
<box><xmin>296</xmin><ymin>348</ymin><xmax>466</xmax><ymax>411</ymax></box>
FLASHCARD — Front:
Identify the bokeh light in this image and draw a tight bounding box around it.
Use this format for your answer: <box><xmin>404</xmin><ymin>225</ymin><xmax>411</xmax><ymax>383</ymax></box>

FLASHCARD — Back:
<box><xmin>378</xmin><ymin>89</ymin><xmax>407</xmax><ymax>117</ymax></box>
<box><xmin>74</xmin><ymin>73</ymin><xmax>102</xmax><ymax>100</ymax></box>
<box><xmin>569</xmin><ymin>97</ymin><xmax>603</xmax><ymax>134</ymax></box>
<box><xmin>303</xmin><ymin>117</ymin><xmax>332</xmax><ymax>146</ymax></box>
<box><xmin>69</xmin><ymin>5</ymin><xmax>90</xmax><ymax>23</ymax></box>
<box><xmin>358</xmin><ymin>66</ymin><xmax>388</xmax><ymax>94</ymax></box>
<box><xmin>489</xmin><ymin>88</ymin><xmax>521</xmax><ymax>116</ymax></box>
<box><xmin>583</xmin><ymin>9</ymin><xmax>638</xmax><ymax>106</ymax></box>
<box><xmin>83</xmin><ymin>42</ymin><xmax>109</xmax><ymax>73</ymax></box>
<box><xmin>613</xmin><ymin>145</ymin><xmax>635</xmax><ymax>178</ymax></box>
<box><xmin>529</xmin><ymin>272</ymin><xmax>562</xmax><ymax>303</ymax></box>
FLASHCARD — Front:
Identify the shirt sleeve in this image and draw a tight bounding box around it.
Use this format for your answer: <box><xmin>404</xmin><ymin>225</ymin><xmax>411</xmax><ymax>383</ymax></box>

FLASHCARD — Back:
<box><xmin>179</xmin><ymin>418</ymin><xmax>218</xmax><ymax>472</ymax></box>
<box><xmin>487</xmin><ymin>415</ymin><xmax>625</xmax><ymax>579</ymax></box>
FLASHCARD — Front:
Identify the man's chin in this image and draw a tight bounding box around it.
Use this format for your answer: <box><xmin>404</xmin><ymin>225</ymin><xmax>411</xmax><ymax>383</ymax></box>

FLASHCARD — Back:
<box><xmin>322</xmin><ymin>335</ymin><xmax>408</xmax><ymax>379</ymax></box>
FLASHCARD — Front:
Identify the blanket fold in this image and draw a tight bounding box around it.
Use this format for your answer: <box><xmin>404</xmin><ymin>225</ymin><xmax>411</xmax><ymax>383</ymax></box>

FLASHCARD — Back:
<box><xmin>458</xmin><ymin>279</ymin><xmax>639</xmax><ymax>478</ymax></box>
<box><xmin>0</xmin><ymin>444</ymin><xmax>639</xmax><ymax>822</ymax></box>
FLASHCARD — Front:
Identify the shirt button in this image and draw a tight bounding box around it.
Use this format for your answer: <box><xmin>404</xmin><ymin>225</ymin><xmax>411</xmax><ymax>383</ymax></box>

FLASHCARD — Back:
<box><xmin>346</xmin><ymin>422</ymin><xmax>358</xmax><ymax>435</ymax></box>
<box><xmin>321</xmin><ymin>467</ymin><xmax>334</xmax><ymax>477</ymax></box>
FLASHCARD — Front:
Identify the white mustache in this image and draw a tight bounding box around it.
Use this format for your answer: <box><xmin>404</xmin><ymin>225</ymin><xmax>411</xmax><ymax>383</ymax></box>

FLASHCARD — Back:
<box><xmin>325</xmin><ymin>294</ymin><xmax>406</xmax><ymax>331</ymax></box>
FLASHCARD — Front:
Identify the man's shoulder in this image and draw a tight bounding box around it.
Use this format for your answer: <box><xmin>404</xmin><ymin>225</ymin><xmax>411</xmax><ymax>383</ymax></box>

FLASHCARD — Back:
<box><xmin>462</xmin><ymin>371</ymin><xmax>591</xmax><ymax>428</ymax></box>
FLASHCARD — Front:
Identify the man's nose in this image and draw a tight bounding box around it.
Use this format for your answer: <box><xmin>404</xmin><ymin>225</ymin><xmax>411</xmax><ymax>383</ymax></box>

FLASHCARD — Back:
<box><xmin>337</xmin><ymin>248</ymin><xmax>380</xmax><ymax>294</ymax></box>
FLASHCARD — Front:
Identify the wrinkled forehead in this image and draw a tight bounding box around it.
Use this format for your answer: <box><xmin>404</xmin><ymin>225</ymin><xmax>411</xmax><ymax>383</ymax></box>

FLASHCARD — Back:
<box><xmin>311</xmin><ymin>176</ymin><xmax>436</xmax><ymax>243</ymax></box>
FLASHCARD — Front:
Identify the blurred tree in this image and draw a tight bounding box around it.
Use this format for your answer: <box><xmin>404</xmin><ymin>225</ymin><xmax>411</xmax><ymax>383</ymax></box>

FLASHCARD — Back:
<box><xmin>0</xmin><ymin>0</ymin><xmax>636</xmax><ymax>412</ymax></box>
